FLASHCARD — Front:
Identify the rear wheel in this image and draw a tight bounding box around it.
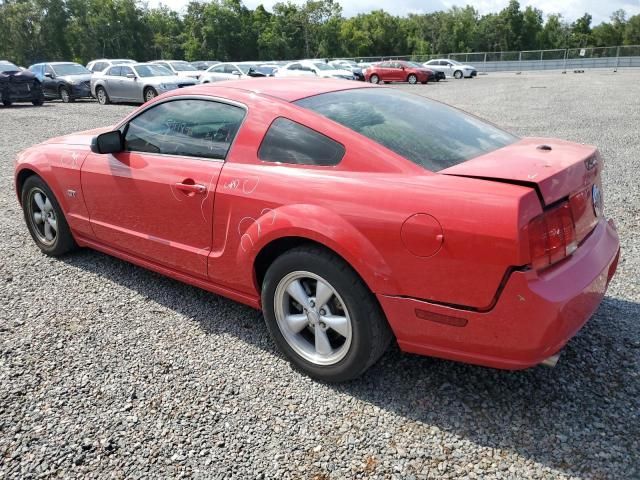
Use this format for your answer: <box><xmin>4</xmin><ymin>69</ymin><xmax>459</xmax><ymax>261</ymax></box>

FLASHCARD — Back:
<box><xmin>2</xmin><ymin>100</ymin><xmax>12</xmax><ymax>107</ymax></box>
<box><xmin>454</xmin><ymin>70</ymin><xmax>463</xmax><ymax>79</ymax></box>
<box><xmin>369</xmin><ymin>74</ymin><xmax>379</xmax><ymax>84</ymax></box>
<box><xmin>32</xmin><ymin>93</ymin><xmax>44</xmax><ymax>106</ymax></box>
<box><xmin>262</xmin><ymin>245</ymin><xmax>393</xmax><ymax>382</ymax></box>
<box><xmin>96</xmin><ymin>86</ymin><xmax>110</xmax><ymax>105</ymax></box>
<box><xmin>21</xmin><ymin>176</ymin><xmax>77</xmax><ymax>256</ymax></box>
<box><xmin>144</xmin><ymin>87</ymin><xmax>157</xmax><ymax>102</ymax></box>
<box><xmin>407</xmin><ymin>74</ymin><xmax>418</xmax><ymax>84</ymax></box>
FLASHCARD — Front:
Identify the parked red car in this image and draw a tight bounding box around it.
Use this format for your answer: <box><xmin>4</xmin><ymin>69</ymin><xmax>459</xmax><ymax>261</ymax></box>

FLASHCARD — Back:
<box><xmin>14</xmin><ymin>79</ymin><xmax>620</xmax><ymax>382</ymax></box>
<box><xmin>365</xmin><ymin>60</ymin><xmax>434</xmax><ymax>84</ymax></box>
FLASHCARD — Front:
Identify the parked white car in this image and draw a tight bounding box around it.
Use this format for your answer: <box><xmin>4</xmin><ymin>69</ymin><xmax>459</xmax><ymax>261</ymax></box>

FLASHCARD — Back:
<box><xmin>275</xmin><ymin>60</ymin><xmax>355</xmax><ymax>80</ymax></box>
<box><xmin>423</xmin><ymin>59</ymin><xmax>477</xmax><ymax>79</ymax></box>
<box><xmin>198</xmin><ymin>62</ymin><xmax>263</xmax><ymax>83</ymax></box>
<box><xmin>86</xmin><ymin>59</ymin><xmax>136</xmax><ymax>74</ymax></box>
<box><xmin>150</xmin><ymin>60</ymin><xmax>201</xmax><ymax>80</ymax></box>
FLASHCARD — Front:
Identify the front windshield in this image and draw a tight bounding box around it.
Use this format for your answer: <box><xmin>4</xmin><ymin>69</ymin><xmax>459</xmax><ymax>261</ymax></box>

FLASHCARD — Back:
<box><xmin>134</xmin><ymin>65</ymin><xmax>174</xmax><ymax>77</ymax></box>
<box><xmin>237</xmin><ymin>64</ymin><xmax>258</xmax><ymax>73</ymax></box>
<box><xmin>52</xmin><ymin>64</ymin><xmax>91</xmax><ymax>76</ymax></box>
<box><xmin>448</xmin><ymin>60</ymin><xmax>462</xmax><ymax>65</ymax></box>
<box><xmin>0</xmin><ymin>62</ymin><xmax>19</xmax><ymax>73</ymax></box>
<box><xmin>312</xmin><ymin>62</ymin><xmax>335</xmax><ymax>71</ymax></box>
<box><xmin>296</xmin><ymin>88</ymin><xmax>518</xmax><ymax>172</ymax></box>
<box><xmin>170</xmin><ymin>61</ymin><xmax>198</xmax><ymax>72</ymax></box>
<box><xmin>408</xmin><ymin>62</ymin><xmax>424</xmax><ymax>68</ymax></box>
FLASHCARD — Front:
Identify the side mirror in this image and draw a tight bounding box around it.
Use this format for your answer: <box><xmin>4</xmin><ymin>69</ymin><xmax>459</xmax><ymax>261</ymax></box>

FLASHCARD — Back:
<box><xmin>44</xmin><ymin>72</ymin><xmax>53</xmax><ymax>78</ymax></box>
<box><xmin>91</xmin><ymin>130</ymin><xmax>123</xmax><ymax>154</ymax></box>
<box><xmin>126</xmin><ymin>73</ymin><xmax>136</xmax><ymax>79</ymax></box>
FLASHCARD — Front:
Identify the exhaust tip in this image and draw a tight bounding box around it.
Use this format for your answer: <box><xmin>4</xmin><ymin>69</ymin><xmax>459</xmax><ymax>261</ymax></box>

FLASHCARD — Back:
<box><xmin>541</xmin><ymin>353</ymin><xmax>561</xmax><ymax>368</ymax></box>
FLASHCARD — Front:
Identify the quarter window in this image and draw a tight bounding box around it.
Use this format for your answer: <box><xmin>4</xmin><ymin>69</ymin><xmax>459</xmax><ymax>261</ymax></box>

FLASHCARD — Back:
<box><xmin>124</xmin><ymin>99</ymin><xmax>245</xmax><ymax>160</ymax></box>
<box><xmin>258</xmin><ymin>117</ymin><xmax>345</xmax><ymax>166</ymax></box>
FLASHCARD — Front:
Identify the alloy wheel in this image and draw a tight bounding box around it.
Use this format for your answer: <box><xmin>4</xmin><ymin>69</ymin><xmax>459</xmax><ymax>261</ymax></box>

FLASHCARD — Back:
<box><xmin>28</xmin><ymin>188</ymin><xmax>57</xmax><ymax>246</ymax></box>
<box><xmin>274</xmin><ymin>271</ymin><xmax>352</xmax><ymax>366</ymax></box>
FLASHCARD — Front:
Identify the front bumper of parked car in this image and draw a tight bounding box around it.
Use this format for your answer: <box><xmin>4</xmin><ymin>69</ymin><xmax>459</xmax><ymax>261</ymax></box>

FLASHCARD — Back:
<box><xmin>70</xmin><ymin>81</ymin><xmax>92</xmax><ymax>99</ymax></box>
<box><xmin>377</xmin><ymin>218</ymin><xmax>620</xmax><ymax>370</ymax></box>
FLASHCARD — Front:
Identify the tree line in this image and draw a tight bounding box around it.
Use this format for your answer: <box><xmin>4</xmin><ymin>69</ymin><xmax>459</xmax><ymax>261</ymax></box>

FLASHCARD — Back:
<box><xmin>1</xmin><ymin>0</ymin><xmax>640</xmax><ymax>66</ymax></box>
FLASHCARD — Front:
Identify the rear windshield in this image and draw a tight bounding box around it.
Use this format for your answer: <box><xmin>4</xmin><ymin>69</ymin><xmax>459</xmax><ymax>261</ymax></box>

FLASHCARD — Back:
<box><xmin>170</xmin><ymin>61</ymin><xmax>198</xmax><ymax>72</ymax></box>
<box><xmin>296</xmin><ymin>88</ymin><xmax>518</xmax><ymax>171</ymax></box>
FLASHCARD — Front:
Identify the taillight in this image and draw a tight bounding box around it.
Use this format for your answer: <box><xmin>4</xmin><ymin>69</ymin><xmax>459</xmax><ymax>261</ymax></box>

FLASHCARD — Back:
<box><xmin>528</xmin><ymin>201</ymin><xmax>577</xmax><ymax>270</ymax></box>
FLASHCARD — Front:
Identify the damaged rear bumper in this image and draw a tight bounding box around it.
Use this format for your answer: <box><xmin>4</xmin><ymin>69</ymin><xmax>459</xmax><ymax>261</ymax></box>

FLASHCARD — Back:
<box><xmin>377</xmin><ymin>218</ymin><xmax>620</xmax><ymax>370</ymax></box>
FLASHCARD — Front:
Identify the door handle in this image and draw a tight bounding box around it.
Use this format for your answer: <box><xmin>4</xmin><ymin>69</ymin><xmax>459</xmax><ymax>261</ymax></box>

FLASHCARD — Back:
<box><xmin>175</xmin><ymin>181</ymin><xmax>207</xmax><ymax>194</ymax></box>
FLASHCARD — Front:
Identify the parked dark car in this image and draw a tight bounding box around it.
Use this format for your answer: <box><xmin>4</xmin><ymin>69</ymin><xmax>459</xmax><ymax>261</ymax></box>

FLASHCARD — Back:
<box><xmin>28</xmin><ymin>62</ymin><xmax>93</xmax><ymax>102</ymax></box>
<box><xmin>0</xmin><ymin>61</ymin><xmax>44</xmax><ymax>106</ymax></box>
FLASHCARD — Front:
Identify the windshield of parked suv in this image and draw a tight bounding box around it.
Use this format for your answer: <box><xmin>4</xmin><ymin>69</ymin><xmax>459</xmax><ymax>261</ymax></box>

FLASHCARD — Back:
<box><xmin>134</xmin><ymin>65</ymin><xmax>173</xmax><ymax>77</ymax></box>
<box><xmin>0</xmin><ymin>62</ymin><xmax>19</xmax><ymax>73</ymax></box>
<box><xmin>170</xmin><ymin>61</ymin><xmax>198</xmax><ymax>71</ymax></box>
<box><xmin>296</xmin><ymin>88</ymin><xmax>518</xmax><ymax>171</ymax></box>
<box><xmin>52</xmin><ymin>64</ymin><xmax>91</xmax><ymax>76</ymax></box>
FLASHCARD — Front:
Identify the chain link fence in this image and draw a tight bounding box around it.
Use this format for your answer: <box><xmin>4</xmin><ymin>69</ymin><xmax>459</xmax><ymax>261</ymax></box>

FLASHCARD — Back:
<box><xmin>343</xmin><ymin>45</ymin><xmax>640</xmax><ymax>72</ymax></box>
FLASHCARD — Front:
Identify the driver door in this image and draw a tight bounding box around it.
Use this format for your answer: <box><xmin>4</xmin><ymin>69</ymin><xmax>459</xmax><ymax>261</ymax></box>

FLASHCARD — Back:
<box><xmin>80</xmin><ymin>98</ymin><xmax>246</xmax><ymax>278</ymax></box>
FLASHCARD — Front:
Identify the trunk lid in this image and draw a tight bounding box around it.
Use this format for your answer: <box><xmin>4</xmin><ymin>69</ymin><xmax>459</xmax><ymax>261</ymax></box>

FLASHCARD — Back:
<box><xmin>441</xmin><ymin>137</ymin><xmax>603</xmax><ymax>247</ymax></box>
<box><xmin>441</xmin><ymin>137</ymin><xmax>600</xmax><ymax>207</ymax></box>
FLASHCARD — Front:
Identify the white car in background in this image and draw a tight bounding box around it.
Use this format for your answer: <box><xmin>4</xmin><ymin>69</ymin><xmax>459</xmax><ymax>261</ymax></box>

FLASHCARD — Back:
<box><xmin>198</xmin><ymin>62</ymin><xmax>263</xmax><ymax>83</ymax></box>
<box><xmin>275</xmin><ymin>60</ymin><xmax>355</xmax><ymax>80</ymax></box>
<box><xmin>151</xmin><ymin>60</ymin><xmax>201</xmax><ymax>80</ymax></box>
<box><xmin>423</xmin><ymin>59</ymin><xmax>477</xmax><ymax>79</ymax></box>
<box><xmin>86</xmin><ymin>59</ymin><xmax>136</xmax><ymax>74</ymax></box>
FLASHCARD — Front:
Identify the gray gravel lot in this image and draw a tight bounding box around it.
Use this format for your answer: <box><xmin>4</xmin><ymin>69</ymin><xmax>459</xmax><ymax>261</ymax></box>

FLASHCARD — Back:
<box><xmin>1</xmin><ymin>71</ymin><xmax>638</xmax><ymax>479</ymax></box>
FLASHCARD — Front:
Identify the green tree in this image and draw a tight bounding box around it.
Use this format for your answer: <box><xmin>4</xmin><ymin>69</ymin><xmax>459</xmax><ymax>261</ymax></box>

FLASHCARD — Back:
<box><xmin>624</xmin><ymin>14</ymin><xmax>640</xmax><ymax>45</ymax></box>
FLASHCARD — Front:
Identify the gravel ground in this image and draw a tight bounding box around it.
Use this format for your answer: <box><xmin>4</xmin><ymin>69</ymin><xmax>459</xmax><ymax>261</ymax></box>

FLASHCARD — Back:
<box><xmin>1</xmin><ymin>71</ymin><xmax>638</xmax><ymax>479</ymax></box>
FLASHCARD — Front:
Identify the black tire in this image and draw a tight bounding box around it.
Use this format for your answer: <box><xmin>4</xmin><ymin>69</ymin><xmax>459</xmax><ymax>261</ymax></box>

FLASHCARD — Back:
<box><xmin>369</xmin><ymin>74</ymin><xmax>379</xmax><ymax>84</ymax></box>
<box><xmin>454</xmin><ymin>70</ymin><xmax>463</xmax><ymax>79</ymax></box>
<box><xmin>60</xmin><ymin>86</ymin><xmax>73</xmax><ymax>103</ymax></box>
<box><xmin>21</xmin><ymin>176</ymin><xmax>77</xmax><ymax>256</ymax></box>
<box><xmin>261</xmin><ymin>245</ymin><xmax>393</xmax><ymax>382</ymax></box>
<box><xmin>144</xmin><ymin>87</ymin><xmax>157</xmax><ymax>102</ymax></box>
<box><xmin>32</xmin><ymin>94</ymin><xmax>44</xmax><ymax>106</ymax></box>
<box><xmin>96</xmin><ymin>86</ymin><xmax>110</xmax><ymax>105</ymax></box>
<box><xmin>407</xmin><ymin>74</ymin><xmax>418</xmax><ymax>84</ymax></box>
<box><xmin>2</xmin><ymin>100</ymin><xmax>11</xmax><ymax>107</ymax></box>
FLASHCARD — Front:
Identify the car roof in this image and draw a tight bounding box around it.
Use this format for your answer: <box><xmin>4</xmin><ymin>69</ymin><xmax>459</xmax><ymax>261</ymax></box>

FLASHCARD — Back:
<box><xmin>48</xmin><ymin>62</ymin><xmax>81</xmax><ymax>66</ymax></box>
<box><xmin>190</xmin><ymin>77</ymin><xmax>375</xmax><ymax>102</ymax></box>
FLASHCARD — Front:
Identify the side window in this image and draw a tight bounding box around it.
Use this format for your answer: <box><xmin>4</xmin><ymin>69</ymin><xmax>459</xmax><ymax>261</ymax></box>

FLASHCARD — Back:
<box><xmin>258</xmin><ymin>117</ymin><xmax>345</xmax><ymax>166</ymax></box>
<box><xmin>121</xmin><ymin>66</ymin><xmax>133</xmax><ymax>77</ymax></box>
<box><xmin>124</xmin><ymin>100</ymin><xmax>245</xmax><ymax>160</ymax></box>
<box><xmin>107</xmin><ymin>66</ymin><xmax>122</xmax><ymax>76</ymax></box>
<box><xmin>289</xmin><ymin>63</ymin><xmax>301</xmax><ymax>70</ymax></box>
<box><xmin>224</xmin><ymin>64</ymin><xmax>237</xmax><ymax>74</ymax></box>
<box><xmin>96</xmin><ymin>62</ymin><xmax>107</xmax><ymax>72</ymax></box>
<box><xmin>378</xmin><ymin>62</ymin><xmax>389</xmax><ymax>68</ymax></box>
<box><xmin>212</xmin><ymin>64</ymin><xmax>226</xmax><ymax>73</ymax></box>
<box><xmin>45</xmin><ymin>64</ymin><xmax>55</xmax><ymax>76</ymax></box>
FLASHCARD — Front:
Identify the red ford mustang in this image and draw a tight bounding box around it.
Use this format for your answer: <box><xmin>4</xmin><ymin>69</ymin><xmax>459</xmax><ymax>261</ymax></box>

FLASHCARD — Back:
<box><xmin>14</xmin><ymin>79</ymin><xmax>620</xmax><ymax>382</ymax></box>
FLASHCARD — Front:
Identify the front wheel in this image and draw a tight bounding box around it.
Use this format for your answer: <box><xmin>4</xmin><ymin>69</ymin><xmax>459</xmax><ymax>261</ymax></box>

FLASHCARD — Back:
<box><xmin>454</xmin><ymin>70</ymin><xmax>463</xmax><ymax>79</ymax></box>
<box><xmin>262</xmin><ymin>245</ymin><xmax>393</xmax><ymax>382</ymax></box>
<box><xmin>144</xmin><ymin>87</ymin><xmax>157</xmax><ymax>102</ymax></box>
<box><xmin>60</xmin><ymin>86</ymin><xmax>73</xmax><ymax>103</ymax></box>
<box><xmin>407</xmin><ymin>74</ymin><xmax>418</xmax><ymax>84</ymax></box>
<box><xmin>369</xmin><ymin>74</ymin><xmax>379</xmax><ymax>84</ymax></box>
<box><xmin>21</xmin><ymin>176</ymin><xmax>77</xmax><ymax>256</ymax></box>
<box><xmin>32</xmin><ymin>94</ymin><xmax>44</xmax><ymax>106</ymax></box>
<box><xmin>96</xmin><ymin>86</ymin><xmax>110</xmax><ymax>105</ymax></box>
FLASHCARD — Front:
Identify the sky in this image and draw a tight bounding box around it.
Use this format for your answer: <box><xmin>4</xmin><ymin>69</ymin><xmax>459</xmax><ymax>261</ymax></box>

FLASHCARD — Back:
<box><xmin>147</xmin><ymin>0</ymin><xmax>640</xmax><ymax>25</ymax></box>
